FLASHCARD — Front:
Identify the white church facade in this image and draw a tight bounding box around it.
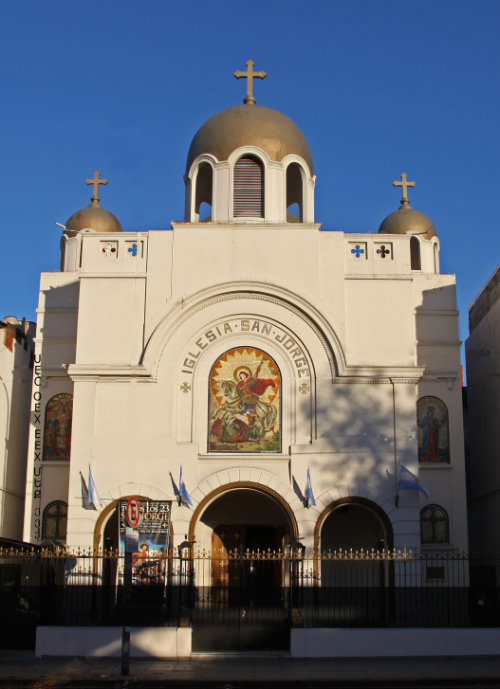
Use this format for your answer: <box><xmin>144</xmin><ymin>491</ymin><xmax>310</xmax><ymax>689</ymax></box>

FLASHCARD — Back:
<box><xmin>22</xmin><ymin>64</ymin><xmax>467</xmax><ymax>579</ymax></box>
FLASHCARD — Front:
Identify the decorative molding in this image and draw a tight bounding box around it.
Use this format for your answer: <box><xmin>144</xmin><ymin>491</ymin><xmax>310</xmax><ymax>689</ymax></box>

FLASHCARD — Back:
<box><xmin>345</xmin><ymin>275</ymin><xmax>413</xmax><ymax>281</ymax></box>
<box><xmin>68</xmin><ymin>364</ymin><xmax>149</xmax><ymax>380</ymax></box>
<box><xmin>171</xmin><ymin>223</ymin><xmax>321</xmax><ymax>231</ymax></box>
<box><xmin>36</xmin><ymin>308</ymin><xmax>78</xmax><ymax>314</ymax></box>
<box><xmin>33</xmin><ymin>338</ymin><xmax>76</xmax><ymax>344</ymax></box>
<box><xmin>333</xmin><ymin>377</ymin><xmax>420</xmax><ymax>385</ymax></box>
<box><xmin>79</xmin><ymin>273</ymin><xmax>147</xmax><ymax>279</ymax></box>
<box><xmin>414</xmin><ymin>310</ymin><xmax>459</xmax><ymax>317</ymax></box>
<box><xmin>417</xmin><ymin>340</ymin><xmax>462</xmax><ymax>347</ymax></box>
<box><xmin>155</xmin><ymin>292</ymin><xmax>337</xmax><ymax>381</ymax></box>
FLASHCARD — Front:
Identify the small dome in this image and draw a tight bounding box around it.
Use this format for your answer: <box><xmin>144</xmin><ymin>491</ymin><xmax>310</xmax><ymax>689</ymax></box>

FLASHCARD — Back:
<box><xmin>65</xmin><ymin>201</ymin><xmax>122</xmax><ymax>234</ymax></box>
<box><xmin>378</xmin><ymin>202</ymin><xmax>436</xmax><ymax>240</ymax></box>
<box><xmin>186</xmin><ymin>104</ymin><xmax>314</xmax><ymax>176</ymax></box>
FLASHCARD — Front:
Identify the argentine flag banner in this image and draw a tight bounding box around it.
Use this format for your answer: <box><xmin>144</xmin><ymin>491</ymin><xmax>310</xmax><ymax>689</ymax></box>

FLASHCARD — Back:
<box><xmin>305</xmin><ymin>468</ymin><xmax>316</xmax><ymax>507</ymax></box>
<box><xmin>88</xmin><ymin>466</ymin><xmax>104</xmax><ymax>509</ymax></box>
<box><xmin>179</xmin><ymin>466</ymin><xmax>193</xmax><ymax>507</ymax></box>
<box><xmin>398</xmin><ymin>465</ymin><xmax>431</xmax><ymax>500</ymax></box>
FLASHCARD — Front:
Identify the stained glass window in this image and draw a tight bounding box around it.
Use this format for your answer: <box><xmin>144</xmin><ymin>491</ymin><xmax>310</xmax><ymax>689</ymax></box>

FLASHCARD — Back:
<box><xmin>420</xmin><ymin>504</ymin><xmax>449</xmax><ymax>544</ymax></box>
<box><xmin>42</xmin><ymin>500</ymin><xmax>68</xmax><ymax>541</ymax></box>
<box><xmin>43</xmin><ymin>393</ymin><xmax>72</xmax><ymax>460</ymax></box>
<box><xmin>417</xmin><ymin>396</ymin><xmax>449</xmax><ymax>463</ymax></box>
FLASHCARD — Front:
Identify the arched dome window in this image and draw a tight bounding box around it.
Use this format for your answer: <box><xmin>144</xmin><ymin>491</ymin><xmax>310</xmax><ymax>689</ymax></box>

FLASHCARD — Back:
<box><xmin>194</xmin><ymin>162</ymin><xmax>213</xmax><ymax>222</ymax></box>
<box><xmin>286</xmin><ymin>163</ymin><xmax>303</xmax><ymax>223</ymax></box>
<box><xmin>410</xmin><ymin>236</ymin><xmax>421</xmax><ymax>270</ymax></box>
<box><xmin>233</xmin><ymin>155</ymin><xmax>264</xmax><ymax>218</ymax></box>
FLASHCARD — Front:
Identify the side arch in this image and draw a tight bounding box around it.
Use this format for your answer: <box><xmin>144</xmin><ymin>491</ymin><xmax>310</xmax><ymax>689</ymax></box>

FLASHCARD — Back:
<box><xmin>313</xmin><ymin>496</ymin><xmax>396</xmax><ymax>587</ymax></box>
<box><xmin>313</xmin><ymin>496</ymin><xmax>395</xmax><ymax>553</ymax></box>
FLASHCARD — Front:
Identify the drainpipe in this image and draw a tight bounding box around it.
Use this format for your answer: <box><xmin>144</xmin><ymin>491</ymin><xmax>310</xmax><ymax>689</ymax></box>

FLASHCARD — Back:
<box><xmin>390</xmin><ymin>378</ymin><xmax>399</xmax><ymax>507</ymax></box>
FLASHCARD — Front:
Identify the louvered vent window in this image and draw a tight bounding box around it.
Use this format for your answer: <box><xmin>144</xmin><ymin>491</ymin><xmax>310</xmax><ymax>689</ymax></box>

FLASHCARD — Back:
<box><xmin>233</xmin><ymin>156</ymin><xmax>264</xmax><ymax>218</ymax></box>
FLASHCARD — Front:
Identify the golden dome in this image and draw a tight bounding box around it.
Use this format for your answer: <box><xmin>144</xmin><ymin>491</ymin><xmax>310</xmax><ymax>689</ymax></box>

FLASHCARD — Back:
<box><xmin>186</xmin><ymin>104</ymin><xmax>314</xmax><ymax>176</ymax></box>
<box><xmin>378</xmin><ymin>201</ymin><xmax>436</xmax><ymax>240</ymax></box>
<box><xmin>65</xmin><ymin>200</ymin><xmax>122</xmax><ymax>234</ymax></box>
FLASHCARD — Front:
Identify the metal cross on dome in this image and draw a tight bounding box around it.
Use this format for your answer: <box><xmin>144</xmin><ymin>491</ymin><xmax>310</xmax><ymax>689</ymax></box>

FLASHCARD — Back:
<box><xmin>86</xmin><ymin>171</ymin><xmax>108</xmax><ymax>204</ymax></box>
<box><xmin>234</xmin><ymin>60</ymin><xmax>267</xmax><ymax>104</ymax></box>
<box><xmin>393</xmin><ymin>172</ymin><xmax>416</xmax><ymax>204</ymax></box>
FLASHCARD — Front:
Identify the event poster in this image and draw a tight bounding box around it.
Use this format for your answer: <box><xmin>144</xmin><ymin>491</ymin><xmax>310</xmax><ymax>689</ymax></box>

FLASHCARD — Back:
<box><xmin>119</xmin><ymin>500</ymin><xmax>172</xmax><ymax>584</ymax></box>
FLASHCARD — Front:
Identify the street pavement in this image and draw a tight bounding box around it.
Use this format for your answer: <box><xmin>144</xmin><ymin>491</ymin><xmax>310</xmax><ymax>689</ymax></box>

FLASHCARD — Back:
<box><xmin>1</xmin><ymin>652</ymin><xmax>500</xmax><ymax>688</ymax></box>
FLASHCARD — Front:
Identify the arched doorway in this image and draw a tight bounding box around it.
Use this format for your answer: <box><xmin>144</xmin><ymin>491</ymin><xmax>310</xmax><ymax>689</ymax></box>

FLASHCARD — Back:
<box><xmin>315</xmin><ymin>498</ymin><xmax>394</xmax><ymax>626</ymax></box>
<box><xmin>190</xmin><ymin>484</ymin><xmax>295</xmax><ymax>652</ymax></box>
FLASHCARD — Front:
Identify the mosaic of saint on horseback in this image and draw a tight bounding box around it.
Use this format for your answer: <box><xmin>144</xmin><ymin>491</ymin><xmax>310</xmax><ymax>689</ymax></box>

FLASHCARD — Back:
<box><xmin>209</xmin><ymin>348</ymin><xmax>281</xmax><ymax>452</ymax></box>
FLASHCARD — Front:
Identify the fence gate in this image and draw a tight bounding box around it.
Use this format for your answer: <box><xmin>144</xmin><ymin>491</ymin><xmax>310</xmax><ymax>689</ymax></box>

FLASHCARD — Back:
<box><xmin>191</xmin><ymin>528</ymin><xmax>291</xmax><ymax>652</ymax></box>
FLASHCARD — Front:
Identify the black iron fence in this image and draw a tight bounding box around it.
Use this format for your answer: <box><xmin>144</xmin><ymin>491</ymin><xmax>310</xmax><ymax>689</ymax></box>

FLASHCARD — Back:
<box><xmin>1</xmin><ymin>547</ymin><xmax>499</xmax><ymax>650</ymax></box>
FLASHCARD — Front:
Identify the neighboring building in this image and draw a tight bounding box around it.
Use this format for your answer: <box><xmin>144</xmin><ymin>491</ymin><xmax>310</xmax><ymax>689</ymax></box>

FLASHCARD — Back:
<box><xmin>465</xmin><ymin>265</ymin><xmax>500</xmax><ymax>552</ymax></box>
<box><xmin>0</xmin><ymin>316</ymin><xmax>35</xmax><ymax>540</ymax></box>
<box><xmin>22</xmin><ymin>67</ymin><xmax>467</xmax><ymax>567</ymax></box>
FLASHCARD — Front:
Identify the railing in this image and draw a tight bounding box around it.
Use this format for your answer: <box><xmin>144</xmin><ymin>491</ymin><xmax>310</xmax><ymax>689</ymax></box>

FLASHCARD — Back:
<box><xmin>1</xmin><ymin>547</ymin><xmax>499</xmax><ymax>649</ymax></box>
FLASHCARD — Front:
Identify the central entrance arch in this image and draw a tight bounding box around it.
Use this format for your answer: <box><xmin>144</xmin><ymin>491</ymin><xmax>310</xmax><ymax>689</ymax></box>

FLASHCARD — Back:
<box><xmin>189</xmin><ymin>483</ymin><xmax>296</xmax><ymax>652</ymax></box>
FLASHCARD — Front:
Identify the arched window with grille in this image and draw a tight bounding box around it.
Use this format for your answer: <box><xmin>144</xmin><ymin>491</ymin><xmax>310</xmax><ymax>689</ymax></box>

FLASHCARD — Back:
<box><xmin>42</xmin><ymin>500</ymin><xmax>68</xmax><ymax>541</ymax></box>
<box><xmin>420</xmin><ymin>504</ymin><xmax>449</xmax><ymax>544</ymax></box>
<box><xmin>233</xmin><ymin>155</ymin><xmax>264</xmax><ymax>218</ymax></box>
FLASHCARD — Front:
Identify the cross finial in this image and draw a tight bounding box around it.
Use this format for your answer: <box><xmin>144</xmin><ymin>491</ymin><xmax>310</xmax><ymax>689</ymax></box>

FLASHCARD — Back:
<box><xmin>85</xmin><ymin>171</ymin><xmax>108</xmax><ymax>204</ymax></box>
<box><xmin>393</xmin><ymin>173</ymin><xmax>416</xmax><ymax>206</ymax></box>
<box><xmin>234</xmin><ymin>60</ymin><xmax>266</xmax><ymax>105</ymax></box>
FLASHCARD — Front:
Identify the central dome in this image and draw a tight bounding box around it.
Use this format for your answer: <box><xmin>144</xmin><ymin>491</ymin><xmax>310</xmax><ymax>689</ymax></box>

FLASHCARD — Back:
<box><xmin>186</xmin><ymin>104</ymin><xmax>314</xmax><ymax>176</ymax></box>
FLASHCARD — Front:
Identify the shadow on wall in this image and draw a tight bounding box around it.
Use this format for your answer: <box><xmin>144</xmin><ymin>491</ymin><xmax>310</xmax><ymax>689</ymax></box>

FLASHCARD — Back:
<box><xmin>30</xmin><ymin>280</ymin><xmax>80</xmax><ymax>542</ymax></box>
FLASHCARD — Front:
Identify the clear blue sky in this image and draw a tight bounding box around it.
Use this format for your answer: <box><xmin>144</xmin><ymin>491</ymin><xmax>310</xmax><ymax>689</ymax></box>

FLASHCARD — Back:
<box><xmin>1</xmin><ymin>1</ymin><xmax>499</xmax><ymax>373</ymax></box>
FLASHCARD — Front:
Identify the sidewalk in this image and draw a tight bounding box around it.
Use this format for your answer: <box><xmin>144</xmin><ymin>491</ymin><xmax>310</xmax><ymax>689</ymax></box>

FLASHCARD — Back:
<box><xmin>1</xmin><ymin>652</ymin><xmax>500</xmax><ymax>688</ymax></box>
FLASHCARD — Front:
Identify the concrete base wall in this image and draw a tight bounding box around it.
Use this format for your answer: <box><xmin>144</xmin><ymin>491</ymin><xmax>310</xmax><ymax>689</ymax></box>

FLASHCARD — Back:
<box><xmin>291</xmin><ymin>628</ymin><xmax>500</xmax><ymax>657</ymax></box>
<box><xmin>37</xmin><ymin>626</ymin><xmax>500</xmax><ymax>658</ymax></box>
<box><xmin>36</xmin><ymin>627</ymin><xmax>192</xmax><ymax>658</ymax></box>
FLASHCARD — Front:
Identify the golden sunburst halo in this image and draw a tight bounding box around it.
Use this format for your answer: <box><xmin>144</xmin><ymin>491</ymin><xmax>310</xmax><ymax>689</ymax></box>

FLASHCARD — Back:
<box><xmin>211</xmin><ymin>348</ymin><xmax>279</xmax><ymax>404</ymax></box>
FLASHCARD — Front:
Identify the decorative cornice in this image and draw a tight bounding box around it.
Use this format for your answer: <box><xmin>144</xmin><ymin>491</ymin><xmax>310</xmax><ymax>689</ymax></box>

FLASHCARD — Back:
<box><xmin>414</xmin><ymin>310</ymin><xmax>459</xmax><ymax>317</ymax></box>
<box><xmin>417</xmin><ymin>340</ymin><xmax>462</xmax><ymax>347</ymax></box>
<box><xmin>345</xmin><ymin>275</ymin><xmax>413</xmax><ymax>281</ymax></box>
<box><xmin>79</xmin><ymin>273</ymin><xmax>147</xmax><ymax>279</ymax></box>
<box><xmin>68</xmin><ymin>364</ymin><xmax>149</xmax><ymax>381</ymax></box>
<box><xmin>333</xmin><ymin>377</ymin><xmax>420</xmax><ymax>385</ymax></box>
<box><xmin>171</xmin><ymin>223</ymin><xmax>321</xmax><ymax>231</ymax></box>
